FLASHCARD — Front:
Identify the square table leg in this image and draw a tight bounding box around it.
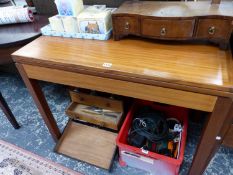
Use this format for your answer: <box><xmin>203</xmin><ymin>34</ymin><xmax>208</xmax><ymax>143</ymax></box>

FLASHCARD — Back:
<box><xmin>189</xmin><ymin>97</ymin><xmax>233</xmax><ymax>175</ymax></box>
<box><xmin>16</xmin><ymin>63</ymin><xmax>61</xmax><ymax>142</ymax></box>
<box><xmin>0</xmin><ymin>92</ymin><xmax>20</xmax><ymax>129</ymax></box>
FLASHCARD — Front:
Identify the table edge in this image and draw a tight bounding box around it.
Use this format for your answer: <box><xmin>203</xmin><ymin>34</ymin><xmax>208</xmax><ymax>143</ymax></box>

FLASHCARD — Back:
<box><xmin>12</xmin><ymin>54</ymin><xmax>233</xmax><ymax>98</ymax></box>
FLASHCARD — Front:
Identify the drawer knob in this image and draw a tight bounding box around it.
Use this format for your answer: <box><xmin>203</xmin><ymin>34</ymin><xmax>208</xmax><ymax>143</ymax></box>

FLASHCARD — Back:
<box><xmin>208</xmin><ymin>26</ymin><xmax>215</xmax><ymax>35</ymax></box>
<box><xmin>125</xmin><ymin>22</ymin><xmax>130</xmax><ymax>30</ymax></box>
<box><xmin>160</xmin><ymin>27</ymin><xmax>166</xmax><ymax>36</ymax></box>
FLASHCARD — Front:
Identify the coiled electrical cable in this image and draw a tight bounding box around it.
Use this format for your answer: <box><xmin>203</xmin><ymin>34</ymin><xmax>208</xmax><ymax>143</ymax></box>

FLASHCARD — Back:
<box><xmin>128</xmin><ymin>111</ymin><xmax>169</xmax><ymax>145</ymax></box>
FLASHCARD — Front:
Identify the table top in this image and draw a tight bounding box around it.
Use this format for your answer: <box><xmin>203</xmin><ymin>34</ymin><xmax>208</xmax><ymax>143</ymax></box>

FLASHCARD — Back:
<box><xmin>114</xmin><ymin>1</ymin><xmax>233</xmax><ymax>17</ymax></box>
<box><xmin>0</xmin><ymin>15</ymin><xmax>48</xmax><ymax>47</ymax></box>
<box><xmin>12</xmin><ymin>36</ymin><xmax>233</xmax><ymax>93</ymax></box>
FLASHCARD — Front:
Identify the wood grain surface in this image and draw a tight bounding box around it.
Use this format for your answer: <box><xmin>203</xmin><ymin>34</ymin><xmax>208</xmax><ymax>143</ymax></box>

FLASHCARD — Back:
<box><xmin>0</xmin><ymin>15</ymin><xmax>48</xmax><ymax>47</ymax></box>
<box><xmin>12</xmin><ymin>31</ymin><xmax>233</xmax><ymax>174</ymax></box>
<box><xmin>12</xmin><ymin>36</ymin><xmax>233</xmax><ymax>93</ymax></box>
<box><xmin>195</xmin><ymin>19</ymin><xmax>232</xmax><ymax>39</ymax></box>
<box><xmin>0</xmin><ymin>46</ymin><xmax>22</xmax><ymax>65</ymax></box>
<box><xmin>141</xmin><ymin>18</ymin><xmax>195</xmax><ymax>38</ymax></box>
<box><xmin>113</xmin><ymin>1</ymin><xmax>233</xmax><ymax>17</ymax></box>
<box><xmin>16</xmin><ymin>63</ymin><xmax>61</xmax><ymax>141</ymax></box>
<box><xmin>223</xmin><ymin>124</ymin><xmax>233</xmax><ymax>148</ymax></box>
<box><xmin>22</xmin><ymin>64</ymin><xmax>217</xmax><ymax>112</ymax></box>
<box><xmin>55</xmin><ymin>121</ymin><xmax>117</xmax><ymax>170</ymax></box>
<box><xmin>67</xmin><ymin>91</ymin><xmax>123</xmax><ymax>130</ymax></box>
<box><xmin>66</xmin><ymin>102</ymin><xmax>121</xmax><ymax>130</ymax></box>
<box><xmin>112</xmin><ymin>1</ymin><xmax>233</xmax><ymax>49</ymax></box>
<box><xmin>69</xmin><ymin>91</ymin><xmax>123</xmax><ymax>112</ymax></box>
<box><xmin>189</xmin><ymin>97</ymin><xmax>233</xmax><ymax>175</ymax></box>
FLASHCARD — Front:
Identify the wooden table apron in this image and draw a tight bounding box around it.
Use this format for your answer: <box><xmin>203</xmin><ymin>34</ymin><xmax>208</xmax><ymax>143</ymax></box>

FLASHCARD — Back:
<box><xmin>12</xmin><ymin>37</ymin><xmax>233</xmax><ymax>175</ymax></box>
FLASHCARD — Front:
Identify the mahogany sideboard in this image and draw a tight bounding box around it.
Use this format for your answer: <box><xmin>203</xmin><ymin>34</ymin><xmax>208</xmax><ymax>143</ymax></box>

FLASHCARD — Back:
<box><xmin>12</xmin><ymin>36</ymin><xmax>233</xmax><ymax>175</ymax></box>
<box><xmin>112</xmin><ymin>1</ymin><xmax>233</xmax><ymax>49</ymax></box>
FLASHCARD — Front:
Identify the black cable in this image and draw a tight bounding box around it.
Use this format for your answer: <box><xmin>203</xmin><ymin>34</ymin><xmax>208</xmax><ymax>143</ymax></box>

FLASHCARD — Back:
<box><xmin>128</xmin><ymin>109</ymin><xmax>169</xmax><ymax>146</ymax></box>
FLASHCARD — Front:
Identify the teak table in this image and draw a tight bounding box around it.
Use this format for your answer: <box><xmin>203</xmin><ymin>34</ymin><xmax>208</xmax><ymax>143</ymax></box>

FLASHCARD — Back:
<box><xmin>12</xmin><ymin>36</ymin><xmax>233</xmax><ymax>175</ymax></box>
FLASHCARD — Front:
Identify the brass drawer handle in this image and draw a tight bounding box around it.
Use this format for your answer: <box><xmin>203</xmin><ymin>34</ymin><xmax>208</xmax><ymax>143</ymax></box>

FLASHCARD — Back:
<box><xmin>208</xmin><ymin>26</ymin><xmax>215</xmax><ymax>35</ymax></box>
<box><xmin>160</xmin><ymin>27</ymin><xmax>166</xmax><ymax>36</ymax></box>
<box><xmin>125</xmin><ymin>22</ymin><xmax>130</xmax><ymax>30</ymax></box>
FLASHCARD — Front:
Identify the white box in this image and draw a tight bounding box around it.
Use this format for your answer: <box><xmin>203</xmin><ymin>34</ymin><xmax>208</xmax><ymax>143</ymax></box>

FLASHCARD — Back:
<box><xmin>48</xmin><ymin>15</ymin><xmax>64</xmax><ymax>32</ymax></box>
<box><xmin>55</xmin><ymin>0</ymin><xmax>84</xmax><ymax>16</ymax></box>
<box><xmin>77</xmin><ymin>6</ymin><xmax>112</xmax><ymax>34</ymax></box>
<box><xmin>62</xmin><ymin>16</ymin><xmax>79</xmax><ymax>33</ymax></box>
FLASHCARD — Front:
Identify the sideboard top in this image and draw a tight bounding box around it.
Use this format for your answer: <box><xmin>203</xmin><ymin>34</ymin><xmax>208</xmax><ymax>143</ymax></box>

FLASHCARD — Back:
<box><xmin>113</xmin><ymin>1</ymin><xmax>233</xmax><ymax>17</ymax></box>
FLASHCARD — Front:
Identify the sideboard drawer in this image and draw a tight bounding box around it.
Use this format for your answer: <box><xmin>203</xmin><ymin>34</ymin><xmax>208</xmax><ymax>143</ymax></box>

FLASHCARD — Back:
<box><xmin>196</xmin><ymin>19</ymin><xmax>232</xmax><ymax>39</ymax></box>
<box><xmin>113</xmin><ymin>16</ymin><xmax>140</xmax><ymax>35</ymax></box>
<box><xmin>141</xmin><ymin>19</ymin><xmax>195</xmax><ymax>38</ymax></box>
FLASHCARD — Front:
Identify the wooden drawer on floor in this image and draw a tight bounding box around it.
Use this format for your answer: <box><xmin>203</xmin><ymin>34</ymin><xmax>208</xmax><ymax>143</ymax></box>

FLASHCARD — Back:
<box><xmin>67</xmin><ymin>91</ymin><xmax>124</xmax><ymax>131</ymax></box>
<box><xmin>55</xmin><ymin>120</ymin><xmax>117</xmax><ymax>170</ymax></box>
<box><xmin>223</xmin><ymin>124</ymin><xmax>233</xmax><ymax>148</ymax></box>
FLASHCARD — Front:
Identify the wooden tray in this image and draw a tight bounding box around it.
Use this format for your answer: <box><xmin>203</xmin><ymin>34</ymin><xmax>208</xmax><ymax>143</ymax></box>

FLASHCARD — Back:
<box><xmin>55</xmin><ymin>120</ymin><xmax>117</xmax><ymax>170</ymax></box>
<box><xmin>66</xmin><ymin>91</ymin><xmax>124</xmax><ymax>130</ymax></box>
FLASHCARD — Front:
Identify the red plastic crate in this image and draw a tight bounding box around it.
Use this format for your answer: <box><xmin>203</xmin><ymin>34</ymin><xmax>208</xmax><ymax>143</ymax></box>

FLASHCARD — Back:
<box><xmin>116</xmin><ymin>100</ymin><xmax>188</xmax><ymax>175</ymax></box>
